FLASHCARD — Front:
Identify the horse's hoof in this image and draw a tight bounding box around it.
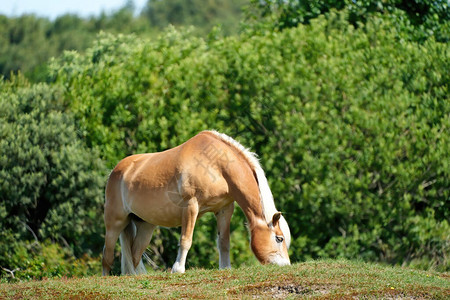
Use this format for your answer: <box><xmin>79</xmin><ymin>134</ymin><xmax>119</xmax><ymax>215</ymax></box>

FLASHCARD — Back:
<box><xmin>171</xmin><ymin>262</ymin><xmax>185</xmax><ymax>273</ymax></box>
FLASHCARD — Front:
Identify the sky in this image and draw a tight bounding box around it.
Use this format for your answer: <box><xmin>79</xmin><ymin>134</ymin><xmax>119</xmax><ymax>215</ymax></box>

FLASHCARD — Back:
<box><xmin>0</xmin><ymin>0</ymin><xmax>148</xmax><ymax>19</ymax></box>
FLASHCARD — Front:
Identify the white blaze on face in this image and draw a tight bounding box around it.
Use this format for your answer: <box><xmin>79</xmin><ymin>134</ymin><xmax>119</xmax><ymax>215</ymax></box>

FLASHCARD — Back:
<box><xmin>269</xmin><ymin>226</ymin><xmax>291</xmax><ymax>266</ymax></box>
<box><xmin>270</xmin><ymin>254</ymin><xmax>291</xmax><ymax>266</ymax></box>
<box><xmin>270</xmin><ymin>239</ymin><xmax>290</xmax><ymax>266</ymax></box>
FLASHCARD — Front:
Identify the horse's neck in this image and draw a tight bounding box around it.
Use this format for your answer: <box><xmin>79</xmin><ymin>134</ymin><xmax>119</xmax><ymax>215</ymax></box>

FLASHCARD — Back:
<box><xmin>206</xmin><ymin>130</ymin><xmax>269</xmax><ymax>227</ymax></box>
<box><xmin>221</xmin><ymin>160</ymin><xmax>267</xmax><ymax>229</ymax></box>
<box><xmin>229</xmin><ymin>182</ymin><xmax>267</xmax><ymax>228</ymax></box>
<box><xmin>240</xmin><ymin>202</ymin><xmax>266</xmax><ymax>225</ymax></box>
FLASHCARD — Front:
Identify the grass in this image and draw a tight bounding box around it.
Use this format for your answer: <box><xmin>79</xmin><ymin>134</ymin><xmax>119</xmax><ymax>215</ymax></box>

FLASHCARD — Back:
<box><xmin>1</xmin><ymin>259</ymin><xmax>449</xmax><ymax>299</ymax></box>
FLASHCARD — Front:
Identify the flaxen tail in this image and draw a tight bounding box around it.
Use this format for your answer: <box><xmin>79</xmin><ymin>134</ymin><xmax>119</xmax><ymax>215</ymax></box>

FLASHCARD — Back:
<box><xmin>120</xmin><ymin>221</ymin><xmax>147</xmax><ymax>275</ymax></box>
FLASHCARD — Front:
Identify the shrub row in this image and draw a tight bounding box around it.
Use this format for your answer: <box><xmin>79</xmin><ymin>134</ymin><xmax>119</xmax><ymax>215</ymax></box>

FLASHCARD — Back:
<box><xmin>50</xmin><ymin>11</ymin><xmax>448</xmax><ymax>270</ymax></box>
<box><xmin>1</xmin><ymin>11</ymin><xmax>448</xmax><ymax>278</ymax></box>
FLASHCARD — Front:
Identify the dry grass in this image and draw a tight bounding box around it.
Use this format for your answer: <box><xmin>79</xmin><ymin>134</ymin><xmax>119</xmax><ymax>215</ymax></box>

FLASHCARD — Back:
<box><xmin>1</xmin><ymin>259</ymin><xmax>449</xmax><ymax>299</ymax></box>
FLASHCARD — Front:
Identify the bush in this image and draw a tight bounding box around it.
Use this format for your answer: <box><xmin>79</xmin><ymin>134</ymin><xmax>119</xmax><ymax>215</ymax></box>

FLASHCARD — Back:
<box><xmin>0</xmin><ymin>77</ymin><xmax>106</xmax><ymax>277</ymax></box>
<box><xmin>1</xmin><ymin>240</ymin><xmax>101</xmax><ymax>282</ymax></box>
<box><xmin>245</xmin><ymin>0</ymin><xmax>450</xmax><ymax>42</ymax></box>
<box><xmin>48</xmin><ymin>11</ymin><xmax>449</xmax><ymax>271</ymax></box>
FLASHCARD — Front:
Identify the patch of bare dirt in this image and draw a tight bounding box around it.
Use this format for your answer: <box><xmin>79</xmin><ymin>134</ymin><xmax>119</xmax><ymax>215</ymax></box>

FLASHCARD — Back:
<box><xmin>344</xmin><ymin>288</ymin><xmax>439</xmax><ymax>300</ymax></box>
<box><xmin>266</xmin><ymin>284</ymin><xmax>333</xmax><ymax>298</ymax></box>
<box><xmin>230</xmin><ymin>282</ymin><xmax>335</xmax><ymax>298</ymax></box>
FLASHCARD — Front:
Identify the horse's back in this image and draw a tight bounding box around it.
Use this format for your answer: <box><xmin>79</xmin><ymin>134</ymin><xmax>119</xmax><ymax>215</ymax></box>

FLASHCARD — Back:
<box><xmin>108</xmin><ymin>131</ymin><xmax>241</xmax><ymax>182</ymax></box>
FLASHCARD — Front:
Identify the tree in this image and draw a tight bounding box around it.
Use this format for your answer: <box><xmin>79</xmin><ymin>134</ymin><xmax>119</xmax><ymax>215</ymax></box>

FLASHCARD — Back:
<box><xmin>0</xmin><ymin>77</ymin><xmax>106</xmax><ymax>276</ymax></box>
<box><xmin>49</xmin><ymin>13</ymin><xmax>449</xmax><ymax>270</ymax></box>
<box><xmin>143</xmin><ymin>0</ymin><xmax>248</xmax><ymax>35</ymax></box>
<box><xmin>0</xmin><ymin>5</ymin><xmax>155</xmax><ymax>82</ymax></box>
<box><xmin>0</xmin><ymin>15</ymin><xmax>55</xmax><ymax>81</ymax></box>
<box><xmin>246</xmin><ymin>0</ymin><xmax>449</xmax><ymax>41</ymax></box>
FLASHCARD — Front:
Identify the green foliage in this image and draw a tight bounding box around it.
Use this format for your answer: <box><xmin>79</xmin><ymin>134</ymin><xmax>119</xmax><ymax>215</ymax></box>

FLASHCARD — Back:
<box><xmin>1</xmin><ymin>1</ymin><xmax>448</xmax><ymax>279</ymax></box>
<box><xmin>246</xmin><ymin>0</ymin><xmax>449</xmax><ymax>42</ymax></box>
<box><xmin>0</xmin><ymin>77</ymin><xmax>106</xmax><ymax>277</ymax></box>
<box><xmin>0</xmin><ymin>6</ymin><xmax>157</xmax><ymax>82</ymax></box>
<box><xmin>0</xmin><ymin>1</ymin><xmax>250</xmax><ymax>82</ymax></box>
<box><xmin>1</xmin><ymin>241</ymin><xmax>100</xmax><ymax>281</ymax></box>
<box><xmin>143</xmin><ymin>0</ymin><xmax>249</xmax><ymax>35</ymax></box>
<box><xmin>0</xmin><ymin>15</ymin><xmax>54</xmax><ymax>81</ymax></box>
<box><xmin>47</xmin><ymin>11</ymin><xmax>449</xmax><ymax>272</ymax></box>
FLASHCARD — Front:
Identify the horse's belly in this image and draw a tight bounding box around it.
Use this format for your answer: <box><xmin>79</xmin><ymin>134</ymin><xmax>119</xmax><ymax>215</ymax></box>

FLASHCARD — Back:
<box><xmin>198</xmin><ymin>196</ymin><xmax>233</xmax><ymax>214</ymax></box>
<box><xmin>124</xmin><ymin>171</ymin><xmax>232</xmax><ymax>226</ymax></box>
<box><xmin>128</xmin><ymin>190</ymin><xmax>184</xmax><ymax>227</ymax></box>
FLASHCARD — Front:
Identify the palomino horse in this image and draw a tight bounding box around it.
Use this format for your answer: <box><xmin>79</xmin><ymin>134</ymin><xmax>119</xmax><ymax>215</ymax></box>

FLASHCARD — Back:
<box><xmin>102</xmin><ymin>130</ymin><xmax>291</xmax><ymax>275</ymax></box>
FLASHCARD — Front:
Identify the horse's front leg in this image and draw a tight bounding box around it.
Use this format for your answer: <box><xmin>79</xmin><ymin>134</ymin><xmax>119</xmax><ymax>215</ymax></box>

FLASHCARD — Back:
<box><xmin>172</xmin><ymin>197</ymin><xmax>199</xmax><ymax>273</ymax></box>
<box><xmin>215</xmin><ymin>202</ymin><xmax>234</xmax><ymax>269</ymax></box>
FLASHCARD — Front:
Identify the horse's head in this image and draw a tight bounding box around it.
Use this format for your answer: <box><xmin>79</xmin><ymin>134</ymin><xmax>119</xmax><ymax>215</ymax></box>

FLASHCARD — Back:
<box><xmin>250</xmin><ymin>212</ymin><xmax>291</xmax><ymax>266</ymax></box>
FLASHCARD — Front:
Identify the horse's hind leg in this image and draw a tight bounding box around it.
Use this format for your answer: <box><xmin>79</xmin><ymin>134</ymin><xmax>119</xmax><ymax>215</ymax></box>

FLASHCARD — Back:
<box><xmin>102</xmin><ymin>218</ymin><xmax>129</xmax><ymax>275</ymax></box>
<box><xmin>215</xmin><ymin>202</ymin><xmax>234</xmax><ymax>269</ymax></box>
<box><xmin>102</xmin><ymin>195</ymin><xmax>129</xmax><ymax>276</ymax></box>
<box><xmin>172</xmin><ymin>197</ymin><xmax>199</xmax><ymax>273</ymax></box>
<box><xmin>131</xmin><ymin>221</ymin><xmax>156</xmax><ymax>274</ymax></box>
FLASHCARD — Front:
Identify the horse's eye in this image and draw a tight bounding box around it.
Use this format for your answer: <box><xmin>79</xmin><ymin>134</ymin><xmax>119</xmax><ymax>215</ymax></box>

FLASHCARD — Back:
<box><xmin>275</xmin><ymin>236</ymin><xmax>284</xmax><ymax>243</ymax></box>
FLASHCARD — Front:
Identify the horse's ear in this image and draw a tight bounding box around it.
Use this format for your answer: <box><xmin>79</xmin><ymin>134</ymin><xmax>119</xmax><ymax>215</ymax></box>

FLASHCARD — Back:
<box><xmin>272</xmin><ymin>212</ymin><xmax>282</xmax><ymax>227</ymax></box>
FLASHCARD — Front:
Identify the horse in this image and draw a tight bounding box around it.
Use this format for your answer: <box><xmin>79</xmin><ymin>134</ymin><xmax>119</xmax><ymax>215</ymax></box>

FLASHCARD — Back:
<box><xmin>102</xmin><ymin>130</ymin><xmax>291</xmax><ymax>275</ymax></box>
